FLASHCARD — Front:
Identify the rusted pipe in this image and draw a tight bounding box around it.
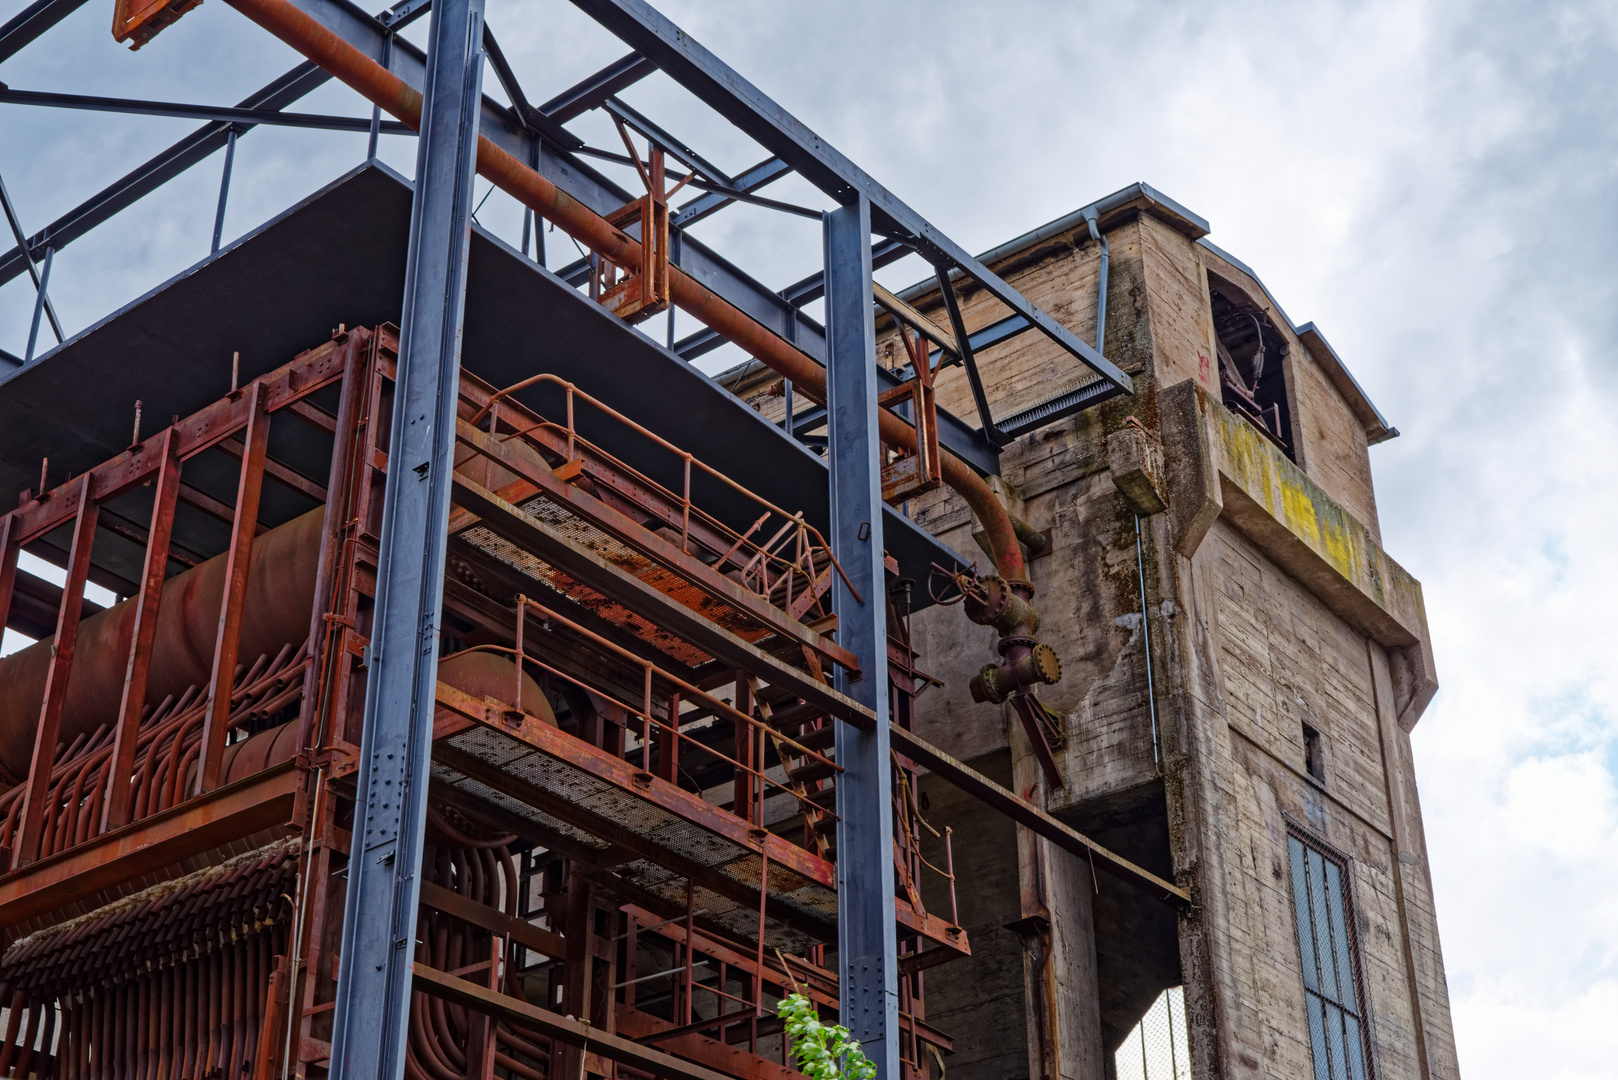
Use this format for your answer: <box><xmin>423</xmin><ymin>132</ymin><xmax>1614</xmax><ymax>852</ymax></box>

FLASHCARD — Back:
<box><xmin>217</xmin><ymin>0</ymin><xmax>1028</xmax><ymax>587</ymax></box>
<box><xmin>0</xmin><ymin>508</ymin><xmax>324</xmax><ymax>784</ymax></box>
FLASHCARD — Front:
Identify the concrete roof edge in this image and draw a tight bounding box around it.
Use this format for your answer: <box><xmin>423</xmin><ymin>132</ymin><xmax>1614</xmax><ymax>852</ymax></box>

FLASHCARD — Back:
<box><xmin>894</xmin><ymin>181</ymin><xmax>1210</xmax><ymax>303</ymax></box>
<box><xmin>1197</xmin><ymin>238</ymin><xmax>1397</xmax><ymax>445</ymax></box>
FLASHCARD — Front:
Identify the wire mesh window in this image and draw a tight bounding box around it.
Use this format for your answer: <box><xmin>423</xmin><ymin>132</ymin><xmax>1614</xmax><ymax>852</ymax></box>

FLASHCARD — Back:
<box><xmin>1288</xmin><ymin>832</ymin><xmax>1373</xmax><ymax>1080</ymax></box>
<box><xmin>1113</xmin><ymin>985</ymin><xmax>1190</xmax><ymax>1080</ymax></box>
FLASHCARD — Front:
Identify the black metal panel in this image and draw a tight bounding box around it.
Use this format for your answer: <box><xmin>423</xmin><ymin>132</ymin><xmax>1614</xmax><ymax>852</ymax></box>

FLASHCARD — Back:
<box><xmin>0</xmin><ymin>164</ymin><xmax>962</xmax><ymax>604</ymax></box>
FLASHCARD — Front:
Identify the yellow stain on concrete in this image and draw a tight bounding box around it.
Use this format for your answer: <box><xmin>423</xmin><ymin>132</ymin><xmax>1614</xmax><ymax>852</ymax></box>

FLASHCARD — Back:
<box><xmin>1214</xmin><ymin>407</ymin><xmax>1408</xmax><ymax>614</ymax></box>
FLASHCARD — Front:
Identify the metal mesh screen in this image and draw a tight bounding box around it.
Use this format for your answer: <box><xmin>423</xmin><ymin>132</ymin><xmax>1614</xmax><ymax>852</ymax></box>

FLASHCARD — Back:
<box><xmin>1114</xmin><ymin>985</ymin><xmax>1191</xmax><ymax>1080</ymax></box>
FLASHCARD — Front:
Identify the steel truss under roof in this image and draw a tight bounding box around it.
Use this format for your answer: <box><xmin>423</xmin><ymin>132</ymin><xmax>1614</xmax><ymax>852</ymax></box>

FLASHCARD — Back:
<box><xmin>0</xmin><ymin>0</ymin><xmax>1132</xmax><ymax>466</ymax></box>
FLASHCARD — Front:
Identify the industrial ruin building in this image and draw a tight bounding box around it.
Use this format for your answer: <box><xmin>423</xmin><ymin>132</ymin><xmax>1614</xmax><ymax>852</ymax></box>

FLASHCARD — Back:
<box><xmin>0</xmin><ymin>2</ymin><xmax>1458</xmax><ymax>1079</ymax></box>
<box><xmin>734</xmin><ymin>190</ymin><xmax>1460</xmax><ymax>1080</ymax></box>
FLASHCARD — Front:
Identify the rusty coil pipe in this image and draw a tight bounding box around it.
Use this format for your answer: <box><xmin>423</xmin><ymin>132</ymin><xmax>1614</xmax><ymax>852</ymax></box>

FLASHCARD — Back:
<box><xmin>217</xmin><ymin>0</ymin><xmax>1027</xmax><ymax>589</ymax></box>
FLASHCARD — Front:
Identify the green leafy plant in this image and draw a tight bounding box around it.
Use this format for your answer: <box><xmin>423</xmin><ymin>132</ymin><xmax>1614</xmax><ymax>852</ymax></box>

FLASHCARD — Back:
<box><xmin>778</xmin><ymin>992</ymin><xmax>877</xmax><ymax>1080</ymax></box>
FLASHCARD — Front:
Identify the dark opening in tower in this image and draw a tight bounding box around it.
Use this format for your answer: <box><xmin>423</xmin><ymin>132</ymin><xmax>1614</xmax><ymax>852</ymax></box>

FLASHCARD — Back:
<box><xmin>1210</xmin><ymin>276</ymin><xmax>1296</xmax><ymax>460</ymax></box>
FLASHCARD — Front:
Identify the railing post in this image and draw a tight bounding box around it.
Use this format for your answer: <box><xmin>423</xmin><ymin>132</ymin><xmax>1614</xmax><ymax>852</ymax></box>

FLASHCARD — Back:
<box><xmin>14</xmin><ymin>473</ymin><xmax>98</xmax><ymax>868</ymax></box>
<box><xmin>197</xmin><ymin>384</ymin><xmax>270</xmax><ymax>793</ymax></box>
<box><xmin>825</xmin><ymin>195</ymin><xmax>899</xmax><ymax>1079</ymax></box>
<box><xmin>102</xmin><ymin>427</ymin><xmax>181</xmax><ymax>831</ymax></box>
<box><xmin>327</xmin><ymin>0</ymin><xmax>485</xmax><ymax>1077</ymax></box>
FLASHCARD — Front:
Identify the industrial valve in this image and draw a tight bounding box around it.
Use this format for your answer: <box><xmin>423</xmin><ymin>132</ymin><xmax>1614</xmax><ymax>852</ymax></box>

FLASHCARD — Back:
<box><xmin>970</xmin><ymin>642</ymin><xmax>1063</xmax><ymax>704</ymax></box>
<box><xmin>934</xmin><ymin>566</ymin><xmax>1068</xmax><ymax>786</ymax></box>
<box><xmin>961</xmin><ymin>574</ymin><xmax>1040</xmax><ymax>637</ymax></box>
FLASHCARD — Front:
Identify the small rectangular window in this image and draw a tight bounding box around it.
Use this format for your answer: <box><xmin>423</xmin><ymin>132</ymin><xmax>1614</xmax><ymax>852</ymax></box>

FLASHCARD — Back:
<box><xmin>1303</xmin><ymin>723</ymin><xmax>1325</xmax><ymax>783</ymax></box>
<box><xmin>1288</xmin><ymin>832</ymin><xmax>1371</xmax><ymax>1080</ymax></box>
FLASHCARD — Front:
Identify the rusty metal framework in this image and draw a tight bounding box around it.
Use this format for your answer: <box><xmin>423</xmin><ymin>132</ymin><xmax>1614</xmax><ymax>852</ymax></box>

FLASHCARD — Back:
<box><xmin>0</xmin><ymin>326</ymin><xmax>1011</xmax><ymax>1080</ymax></box>
<box><xmin>0</xmin><ymin>5</ymin><xmax>1196</xmax><ymax>1080</ymax></box>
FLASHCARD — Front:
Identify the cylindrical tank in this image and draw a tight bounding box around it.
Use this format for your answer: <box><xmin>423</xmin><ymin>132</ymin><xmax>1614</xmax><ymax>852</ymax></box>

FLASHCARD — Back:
<box><xmin>0</xmin><ymin>508</ymin><xmax>326</xmax><ymax>781</ymax></box>
<box><xmin>208</xmin><ymin>650</ymin><xmax>554</xmax><ymax>787</ymax></box>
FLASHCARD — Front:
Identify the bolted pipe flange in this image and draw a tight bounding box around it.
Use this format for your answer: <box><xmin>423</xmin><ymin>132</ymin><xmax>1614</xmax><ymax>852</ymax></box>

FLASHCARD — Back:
<box><xmin>968</xmin><ymin>642</ymin><xmax>1063</xmax><ymax>704</ymax></box>
<box><xmin>970</xmin><ymin>661</ymin><xmax>1012</xmax><ymax>705</ymax></box>
<box><xmin>1027</xmin><ymin>642</ymin><xmax>1062</xmax><ymax>685</ymax></box>
<box><xmin>964</xmin><ymin>575</ymin><xmax>1040</xmax><ymax>637</ymax></box>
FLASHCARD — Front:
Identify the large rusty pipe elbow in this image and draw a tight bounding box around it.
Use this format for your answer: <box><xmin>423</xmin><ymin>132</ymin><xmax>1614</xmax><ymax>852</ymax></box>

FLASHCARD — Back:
<box><xmin>217</xmin><ymin>0</ymin><xmax>1029</xmax><ymax>587</ymax></box>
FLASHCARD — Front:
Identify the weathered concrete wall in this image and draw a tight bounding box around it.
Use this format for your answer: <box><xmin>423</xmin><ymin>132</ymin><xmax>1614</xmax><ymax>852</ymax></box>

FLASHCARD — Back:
<box><xmin>1166</xmin><ymin>519</ymin><xmax>1459</xmax><ymax>1080</ymax></box>
<box><xmin>735</xmin><ymin>202</ymin><xmax>1458</xmax><ymax>1080</ymax></box>
<box><xmin>918</xmin><ymin>752</ymin><xmax>1031</xmax><ymax>1080</ymax></box>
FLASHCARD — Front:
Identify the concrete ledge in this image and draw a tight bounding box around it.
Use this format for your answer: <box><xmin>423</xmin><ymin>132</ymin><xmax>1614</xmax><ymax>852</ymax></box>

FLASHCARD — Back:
<box><xmin>1159</xmin><ymin>381</ymin><xmax>1437</xmax><ymax>729</ymax></box>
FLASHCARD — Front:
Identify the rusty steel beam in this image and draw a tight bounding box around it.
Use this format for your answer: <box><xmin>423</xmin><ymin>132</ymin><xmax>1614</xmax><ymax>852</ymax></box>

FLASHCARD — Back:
<box><xmin>101</xmin><ymin>428</ymin><xmax>182</xmax><ymax>832</ymax></box>
<box><xmin>13</xmin><ymin>473</ymin><xmax>98</xmax><ymax>868</ymax></box>
<box><xmin>0</xmin><ymin>515</ymin><xmax>22</xmax><ymax>643</ymax></box>
<box><xmin>220</xmin><ymin>433</ymin><xmax>328</xmax><ymax>503</ymax></box>
<box><xmin>418</xmin><ymin>880</ymin><xmax>565</xmax><ymax>959</ymax></box>
<box><xmin>616</xmin><ymin>1008</ymin><xmax>803</xmax><ymax>1080</ymax></box>
<box><xmin>447</xmin><ymin>474</ymin><xmax>872</xmax><ymax>727</ymax></box>
<box><xmin>199</xmin><ymin>384</ymin><xmax>271</xmax><ymax>793</ymax></box>
<box><xmin>0</xmin><ymin>763</ymin><xmax>298</xmax><ymax>927</ymax></box>
<box><xmin>442</xmin><ymin>741</ymin><xmax>835</xmax><ymax>939</ymax></box>
<box><xmin>412</xmin><ymin>964</ymin><xmax>738</xmax><ymax>1080</ymax></box>
<box><xmin>434</xmin><ymin>681</ymin><xmax>833</xmax><ymax>889</ymax></box>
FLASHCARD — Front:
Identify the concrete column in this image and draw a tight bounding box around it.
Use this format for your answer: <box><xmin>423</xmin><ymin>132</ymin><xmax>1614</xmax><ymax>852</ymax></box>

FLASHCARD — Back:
<box><xmin>1010</xmin><ymin>721</ymin><xmax>1105</xmax><ymax>1080</ymax></box>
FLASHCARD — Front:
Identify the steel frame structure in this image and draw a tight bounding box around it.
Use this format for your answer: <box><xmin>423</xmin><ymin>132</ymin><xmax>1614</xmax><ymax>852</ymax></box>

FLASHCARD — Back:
<box><xmin>0</xmin><ymin>5</ymin><xmax>1192</xmax><ymax>1080</ymax></box>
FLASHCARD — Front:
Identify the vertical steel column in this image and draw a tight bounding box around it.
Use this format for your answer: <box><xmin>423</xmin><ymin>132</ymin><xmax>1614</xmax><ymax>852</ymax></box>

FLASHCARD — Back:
<box><xmin>826</xmin><ymin>197</ymin><xmax>899</xmax><ymax>1080</ymax></box>
<box><xmin>328</xmin><ymin>0</ymin><xmax>484</xmax><ymax>1076</ymax></box>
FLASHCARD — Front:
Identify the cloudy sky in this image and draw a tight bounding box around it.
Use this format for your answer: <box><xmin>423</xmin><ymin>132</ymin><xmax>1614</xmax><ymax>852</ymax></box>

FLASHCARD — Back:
<box><xmin>2</xmin><ymin>1</ymin><xmax>1616</xmax><ymax>1076</ymax></box>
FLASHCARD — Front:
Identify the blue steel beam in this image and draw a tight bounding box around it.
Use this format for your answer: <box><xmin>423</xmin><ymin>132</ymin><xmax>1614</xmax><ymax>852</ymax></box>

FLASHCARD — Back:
<box><xmin>825</xmin><ymin>197</ymin><xmax>899</xmax><ymax>1080</ymax></box>
<box><xmin>326</xmin><ymin>0</ymin><xmax>484</xmax><ymax>1077</ymax></box>
<box><xmin>0</xmin><ymin>62</ymin><xmax>332</xmax><ymax>287</ymax></box>
<box><xmin>0</xmin><ymin>86</ymin><xmax>414</xmax><ymax>132</ymax></box>
<box><xmin>567</xmin><ymin>0</ymin><xmax>1133</xmax><ymax>396</ymax></box>
<box><xmin>0</xmin><ymin>0</ymin><xmax>89</xmax><ymax>62</ymax></box>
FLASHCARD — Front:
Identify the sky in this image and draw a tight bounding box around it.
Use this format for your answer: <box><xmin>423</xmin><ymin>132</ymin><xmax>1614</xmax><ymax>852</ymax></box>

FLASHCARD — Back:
<box><xmin>2</xmin><ymin>0</ymin><xmax>1616</xmax><ymax>1076</ymax></box>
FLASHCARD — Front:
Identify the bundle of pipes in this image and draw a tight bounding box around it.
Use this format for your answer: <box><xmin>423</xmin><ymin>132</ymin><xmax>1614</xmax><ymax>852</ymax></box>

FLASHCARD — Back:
<box><xmin>0</xmin><ymin>840</ymin><xmax>300</xmax><ymax>1080</ymax></box>
<box><xmin>212</xmin><ymin>0</ymin><xmax>1063</xmax><ymax>714</ymax></box>
<box><xmin>0</xmin><ymin>643</ymin><xmax>308</xmax><ymax>860</ymax></box>
<box><xmin>0</xmin><ymin>834</ymin><xmax>545</xmax><ymax>1080</ymax></box>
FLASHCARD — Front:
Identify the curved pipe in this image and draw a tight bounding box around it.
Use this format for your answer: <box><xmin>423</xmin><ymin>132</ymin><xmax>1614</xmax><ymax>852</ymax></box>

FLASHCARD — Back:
<box><xmin>218</xmin><ymin>0</ymin><xmax>1027</xmax><ymax>586</ymax></box>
